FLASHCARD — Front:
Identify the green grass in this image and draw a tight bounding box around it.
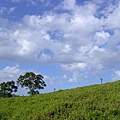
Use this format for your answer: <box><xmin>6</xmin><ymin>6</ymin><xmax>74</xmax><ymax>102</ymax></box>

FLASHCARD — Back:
<box><xmin>0</xmin><ymin>80</ymin><xmax>120</xmax><ymax>120</ymax></box>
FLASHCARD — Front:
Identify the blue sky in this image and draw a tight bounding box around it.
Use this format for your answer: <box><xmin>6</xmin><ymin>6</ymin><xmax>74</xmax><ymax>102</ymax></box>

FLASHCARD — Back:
<box><xmin>0</xmin><ymin>0</ymin><xmax>120</xmax><ymax>95</ymax></box>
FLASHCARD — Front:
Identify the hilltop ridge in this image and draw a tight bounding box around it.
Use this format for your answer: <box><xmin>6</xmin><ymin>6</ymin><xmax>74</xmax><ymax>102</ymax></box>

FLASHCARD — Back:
<box><xmin>0</xmin><ymin>80</ymin><xmax>120</xmax><ymax>120</ymax></box>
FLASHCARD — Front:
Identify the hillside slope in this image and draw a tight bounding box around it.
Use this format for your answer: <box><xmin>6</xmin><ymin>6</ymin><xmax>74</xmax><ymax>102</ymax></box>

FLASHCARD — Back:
<box><xmin>0</xmin><ymin>80</ymin><xmax>120</xmax><ymax>120</ymax></box>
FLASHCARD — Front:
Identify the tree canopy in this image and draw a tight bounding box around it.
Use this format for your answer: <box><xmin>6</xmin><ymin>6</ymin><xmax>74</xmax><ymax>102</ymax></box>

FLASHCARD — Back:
<box><xmin>17</xmin><ymin>72</ymin><xmax>46</xmax><ymax>95</ymax></box>
<box><xmin>0</xmin><ymin>81</ymin><xmax>18</xmax><ymax>98</ymax></box>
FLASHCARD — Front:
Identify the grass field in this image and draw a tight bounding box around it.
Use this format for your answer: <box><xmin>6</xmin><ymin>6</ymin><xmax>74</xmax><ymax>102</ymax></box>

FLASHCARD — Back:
<box><xmin>0</xmin><ymin>80</ymin><xmax>120</xmax><ymax>120</ymax></box>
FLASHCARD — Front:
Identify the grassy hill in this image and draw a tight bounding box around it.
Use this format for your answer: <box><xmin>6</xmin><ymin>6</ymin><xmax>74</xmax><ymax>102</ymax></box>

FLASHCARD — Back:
<box><xmin>0</xmin><ymin>80</ymin><xmax>120</xmax><ymax>120</ymax></box>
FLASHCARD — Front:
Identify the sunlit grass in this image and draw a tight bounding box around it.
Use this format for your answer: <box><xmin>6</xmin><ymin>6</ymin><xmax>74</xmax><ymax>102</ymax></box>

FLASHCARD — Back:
<box><xmin>0</xmin><ymin>80</ymin><xmax>120</xmax><ymax>120</ymax></box>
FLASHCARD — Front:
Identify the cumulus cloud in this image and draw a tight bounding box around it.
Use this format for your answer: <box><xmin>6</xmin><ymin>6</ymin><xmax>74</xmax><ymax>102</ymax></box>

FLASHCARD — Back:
<box><xmin>112</xmin><ymin>71</ymin><xmax>120</xmax><ymax>81</ymax></box>
<box><xmin>93</xmin><ymin>31</ymin><xmax>110</xmax><ymax>46</ymax></box>
<box><xmin>68</xmin><ymin>72</ymin><xmax>79</xmax><ymax>82</ymax></box>
<box><xmin>0</xmin><ymin>0</ymin><xmax>120</xmax><ymax>81</ymax></box>
<box><xmin>62</xmin><ymin>0</ymin><xmax>76</xmax><ymax>10</ymax></box>
<box><xmin>61</xmin><ymin>63</ymin><xmax>87</xmax><ymax>72</ymax></box>
<box><xmin>43</xmin><ymin>75</ymin><xmax>55</xmax><ymax>85</ymax></box>
<box><xmin>0</xmin><ymin>65</ymin><xmax>25</xmax><ymax>83</ymax></box>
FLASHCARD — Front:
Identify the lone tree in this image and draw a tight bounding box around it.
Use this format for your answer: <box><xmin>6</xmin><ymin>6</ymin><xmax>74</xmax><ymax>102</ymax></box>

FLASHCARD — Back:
<box><xmin>17</xmin><ymin>72</ymin><xmax>46</xmax><ymax>95</ymax></box>
<box><xmin>0</xmin><ymin>81</ymin><xmax>18</xmax><ymax>98</ymax></box>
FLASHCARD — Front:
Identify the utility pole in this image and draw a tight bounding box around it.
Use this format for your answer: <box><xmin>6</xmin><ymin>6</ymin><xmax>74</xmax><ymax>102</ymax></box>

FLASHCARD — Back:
<box><xmin>54</xmin><ymin>88</ymin><xmax>56</xmax><ymax>92</ymax></box>
<box><xmin>100</xmin><ymin>78</ymin><xmax>103</xmax><ymax>85</ymax></box>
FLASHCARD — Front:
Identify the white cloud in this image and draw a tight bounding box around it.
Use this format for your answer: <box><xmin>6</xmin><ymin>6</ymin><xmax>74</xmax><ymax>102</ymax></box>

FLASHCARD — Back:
<box><xmin>0</xmin><ymin>7</ymin><xmax>7</xmax><ymax>14</ymax></box>
<box><xmin>68</xmin><ymin>72</ymin><xmax>78</xmax><ymax>82</ymax></box>
<box><xmin>61</xmin><ymin>63</ymin><xmax>87</xmax><ymax>72</ymax></box>
<box><xmin>62</xmin><ymin>0</ymin><xmax>76</xmax><ymax>10</ymax></box>
<box><xmin>106</xmin><ymin>3</ymin><xmax>120</xmax><ymax>28</ymax></box>
<box><xmin>0</xmin><ymin>7</ymin><xmax>16</xmax><ymax>15</ymax></box>
<box><xmin>9</xmin><ymin>7</ymin><xmax>16</xmax><ymax>13</ymax></box>
<box><xmin>0</xmin><ymin>65</ymin><xmax>25</xmax><ymax>83</ymax></box>
<box><xmin>0</xmin><ymin>0</ymin><xmax>120</xmax><ymax>76</ymax></box>
<box><xmin>93</xmin><ymin>31</ymin><xmax>110</xmax><ymax>46</ymax></box>
<box><xmin>62</xmin><ymin>74</ymin><xmax>68</xmax><ymax>79</ymax></box>
<box><xmin>40</xmin><ymin>53</ymin><xmax>52</xmax><ymax>62</ymax></box>
<box><xmin>43</xmin><ymin>75</ymin><xmax>55</xmax><ymax>85</ymax></box>
<box><xmin>28</xmin><ymin>0</ymin><xmax>37</xmax><ymax>6</ymax></box>
<box><xmin>112</xmin><ymin>71</ymin><xmax>120</xmax><ymax>81</ymax></box>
